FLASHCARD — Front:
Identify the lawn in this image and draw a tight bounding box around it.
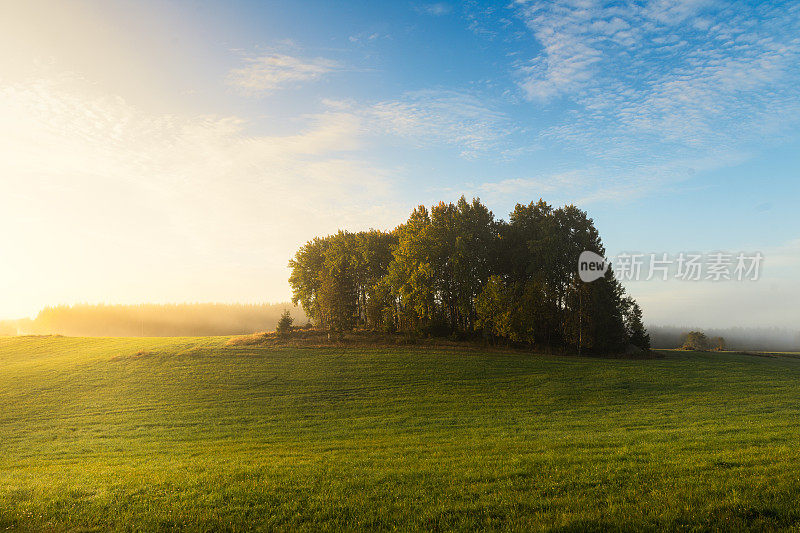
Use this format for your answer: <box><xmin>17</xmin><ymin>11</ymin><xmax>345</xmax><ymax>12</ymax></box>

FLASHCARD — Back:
<box><xmin>1</xmin><ymin>336</ymin><xmax>800</xmax><ymax>531</ymax></box>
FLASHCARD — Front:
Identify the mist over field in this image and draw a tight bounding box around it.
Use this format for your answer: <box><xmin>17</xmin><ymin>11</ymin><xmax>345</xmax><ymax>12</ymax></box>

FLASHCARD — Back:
<box><xmin>648</xmin><ymin>325</ymin><xmax>800</xmax><ymax>352</ymax></box>
<box><xmin>2</xmin><ymin>303</ymin><xmax>797</xmax><ymax>354</ymax></box>
<box><xmin>0</xmin><ymin>303</ymin><xmax>307</xmax><ymax>337</ymax></box>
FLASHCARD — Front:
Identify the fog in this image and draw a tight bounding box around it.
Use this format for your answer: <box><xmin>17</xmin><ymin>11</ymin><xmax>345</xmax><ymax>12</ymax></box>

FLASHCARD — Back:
<box><xmin>648</xmin><ymin>324</ymin><xmax>800</xmax><ymax>352</ymax></box>
<box><xmin>0</xmin><ymin>303</ymin><xmax>308</xmax><ymax>337</ymax></box>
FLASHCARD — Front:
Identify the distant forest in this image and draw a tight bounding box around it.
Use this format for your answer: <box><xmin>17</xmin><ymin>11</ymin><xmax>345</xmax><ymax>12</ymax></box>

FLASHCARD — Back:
<box><xmin>290</xmin><ymin>197</ymin><xmax>650</xmax><ymax>354</ymax></box>
<box><xmin>0</xmin><ymin>303</ymin><xmax>307</xmax><ymax>337</ymax></box>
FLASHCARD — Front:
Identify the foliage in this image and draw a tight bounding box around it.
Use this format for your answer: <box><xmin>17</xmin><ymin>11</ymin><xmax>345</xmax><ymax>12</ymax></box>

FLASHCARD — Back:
<box><xmin>623</xmin><ymin>297</ymin><xmax>651</xmax><ymax>351</ymax></box>
<box><xmin>289</xmin><ymin>230</ymin><xmax>396</xmax><ymax>332</ymax></box>
<box><xmin>681</xmin><ymin>331</ymin><xmax>727</xmax><ymax>351</ymax></box>
<box><xmin>289</xmin><ymin>196</ymin><xmax>648</xmax><ymax>354</ymax></box>
<box><xmin>683</xmin><ymin>331</ymin><xmax>709</xmax><ymax>350</ymax></box>
<box><xmin>474</xmin><ymin>275</ymin><xmax>512</xmax><ymax>343</ymax></box>
<box><xmin>711</xmin><ymin>336</ymin><xmax>726</xmax><ymax>351</ymax></box>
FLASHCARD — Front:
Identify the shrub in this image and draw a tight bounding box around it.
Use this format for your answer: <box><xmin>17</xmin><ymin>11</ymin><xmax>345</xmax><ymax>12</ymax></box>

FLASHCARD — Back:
<box><xmin>276</xmin><ymin>310</ymin><xmax>294</xmax><ymax>336</ymax></box>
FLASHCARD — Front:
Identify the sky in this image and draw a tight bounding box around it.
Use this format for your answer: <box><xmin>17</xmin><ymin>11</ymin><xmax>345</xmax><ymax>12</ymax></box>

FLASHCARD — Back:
<box><xmin>1</xmin><ymin>0</ymin><xmax>799</xmax><ymax>328</ymax></box>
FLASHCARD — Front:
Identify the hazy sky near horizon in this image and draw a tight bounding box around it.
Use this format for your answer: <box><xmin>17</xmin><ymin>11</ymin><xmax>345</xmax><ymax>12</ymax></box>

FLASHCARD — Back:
<box><xmin>1</xmin><ymin>0</ymin><xmax>799</xmax><ymax>328</ymax></box>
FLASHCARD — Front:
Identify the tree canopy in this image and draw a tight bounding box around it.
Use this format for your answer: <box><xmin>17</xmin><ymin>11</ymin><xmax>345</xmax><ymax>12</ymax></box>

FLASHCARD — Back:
<box><xmin>289</xmin><ymin>197</ymin><xmax>650</xmax><ymax>354</ymax></box>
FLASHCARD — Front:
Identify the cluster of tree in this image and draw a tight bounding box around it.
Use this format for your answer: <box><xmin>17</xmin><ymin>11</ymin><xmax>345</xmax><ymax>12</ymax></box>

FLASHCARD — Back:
<box><xmin>648</xmin><ymin>325</ymin><xmax>800</xmax><ymax>352</ymax></box>
<box><xmin>289</xmin><ymin>197</ymin><xmax>650</xmax><ymax>354</ymax></box>
<box><xmin>681</xmin><ymin>331</ymin><xmax>726</xmax><ymax>351</ymax></box>
<box><xmin>15</xmin><ymin>303</ymin><xmax>307</xmax><ymax>337</ymax></box>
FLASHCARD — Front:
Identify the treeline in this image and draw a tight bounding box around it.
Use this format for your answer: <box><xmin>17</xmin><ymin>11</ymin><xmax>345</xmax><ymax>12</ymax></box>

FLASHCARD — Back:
<box><xmin>290</xmin><ymin>197</ymin><xmax>649</xmax><ymax>354</ymax></box>
<box><xmin>8</xmin><ymin>303</ymin><xmax>308</xmax><ymax>337</ymax></box>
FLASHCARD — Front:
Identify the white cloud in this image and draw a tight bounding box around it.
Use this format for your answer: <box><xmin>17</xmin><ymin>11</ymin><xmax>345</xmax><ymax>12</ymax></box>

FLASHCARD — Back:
<box><xmin>226</xmin><ymin>53</ymin><xmax>340</xmax><ymax>94</ymax></box>
<box><xmin>471</xmin><ymin>148</ymin><xmax>755</xmax><ymax>206</ymax></box>
<box><xmin>509</xmin><ymin>0</ymin><xmax>800</xmax><ymax>201</ymax></box>
<box><xmin>477</xmin><ymin>170</ymin><xmax>589</xmax><ymax>197</ymax></box>
<box><xmin>642</xmin><ymin>0</ymin><xmax>710</xmax><ymax>24</ymax></box>
<box><xmin>416</xmin><ymin>3</ymin><xmax>452</xmax><ymax>16</ymax></box>
<box><xmin>312</xmin><ymin>91</ymin><xmax>512</xmax><ymax>159</ymax></box>
<box><xmin>513</xmin><ymin>0</ymin><xmax>729</xmax><ymax>102</ymax></box>
<box><xmin>514</xmin><ymin>0</ymin><xmax>609</xmax><ymax>101</ymax></box>
<box><xmin>348</xmin><ymin>32</ymin><xmax>385</xmax><ymax>44</ymax></box>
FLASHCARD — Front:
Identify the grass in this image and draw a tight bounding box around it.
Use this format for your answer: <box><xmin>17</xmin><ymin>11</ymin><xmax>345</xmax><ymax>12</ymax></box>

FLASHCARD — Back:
<box><xmin>2</xmin><ymin>336</ymin><xmax>800</xmax><ymax>531</ymax></box>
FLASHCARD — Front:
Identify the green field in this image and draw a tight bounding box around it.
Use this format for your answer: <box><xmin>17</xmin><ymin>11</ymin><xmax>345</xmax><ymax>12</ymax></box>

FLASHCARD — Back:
<box><xmin>2</xmin><ymin>336</ymin><xmax>800</xmax><ymax>531</ymax></box>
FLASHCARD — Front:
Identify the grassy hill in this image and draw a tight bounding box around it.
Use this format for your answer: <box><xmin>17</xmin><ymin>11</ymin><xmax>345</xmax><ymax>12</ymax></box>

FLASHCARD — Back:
<box><xmin>2</xmin><ymin>336</ymin><xmax>800</xmax><ymax>530</ymax></box>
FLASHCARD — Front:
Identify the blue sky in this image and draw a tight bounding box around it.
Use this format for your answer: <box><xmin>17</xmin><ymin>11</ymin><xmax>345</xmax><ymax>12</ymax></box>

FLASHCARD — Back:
<box><xmin>0</xmin><ymin>0</ymin><xmax>798</xmax><ymax>327</ymax></box>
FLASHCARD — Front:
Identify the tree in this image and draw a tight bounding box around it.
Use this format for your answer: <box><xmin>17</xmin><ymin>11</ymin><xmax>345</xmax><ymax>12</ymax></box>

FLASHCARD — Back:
<box><xmin>580</xmin><ymin>273</ymin><xmax>628</xmax><ymax>354</ymax></box>
<box><xmin>276</xmin><ymin>310</ymin><xmax>294</xmax><ymax>336</ymax></box>
<box><xmin>318</xmin><ymin>234</ymin><xmax>358</xmax><ymax>333</ymax></box>
<box><xmin>682</xmin><ymin>331</ymin><xmax>724</xmax><ymax>351</ymax></box>
<box><xmin>354</xmin><ymin>230</ymin><xmax>396</xmax><ymax>329</ymax></box>
<box><xmin>386</xmin><ymin>205</ymin><xmax>434</xmax><ymax>333</ymax></box>
<box><xmin>622</xmin><ymin>297</ymin><xmax>651</xmax><ymax>351</ymax></box>
<box><xmin>711</xmin><ymin>336</ymin><xmax>726</xmax><ymax>351</ymax></box>
<box><xmin>682</xmin><ymin>331</ymin><xmax>710</xmax><ymax>351</ymax></box>
<box><xmin>288</xmin><ymin>237</ymin><xmax>330</xmax><ymax>327</ymax></box>
<box><xmin>475</xmin><ymin>275</ymin><xmax>512</xmax><ymax>343</ymax></box>
<box><xmin>287</xmin><ymin>196</ymin><xmax>649</xmax><ymax>355</ymax></box>
<box><xmin>502</xmin><ymin>199</ymin><xmax>627</xmax><ymax>353</ymax></box>
<box><xmin>390</xmin><ymin>197</ymin><xmax>499</xmax><ymax>335</ymax></box>
<box><xmin>290</xmin><ymin>230</ymin><xmax>396</xmax><ymax>332</ymax></box>
<box><xmin>508</xmin><ymin>277</ymin><xmax>554</xmax><ymax>346</ymax></box>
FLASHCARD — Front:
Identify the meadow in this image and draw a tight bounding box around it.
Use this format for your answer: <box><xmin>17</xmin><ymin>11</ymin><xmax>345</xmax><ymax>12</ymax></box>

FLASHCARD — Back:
<box><xmin>2</xmin><ymin>336</ymin><xmax>800</xmax><ymax>531</ymax></box>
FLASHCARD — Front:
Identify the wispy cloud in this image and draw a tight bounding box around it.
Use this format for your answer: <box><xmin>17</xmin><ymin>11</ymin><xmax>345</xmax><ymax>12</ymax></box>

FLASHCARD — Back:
<box><xmin>348</xmin><ymin>32</ymin><xmax>386</xmax><ymax>44</ymax></box>
<box><xmin>515</xmin><ymin>0</ymin><xmax>800</xmax><ymax>135</ymax></box>
<box><xmin>415</xmin><ymin>3</ymin><xmax>452</xmax><ymax>16</ymax></box>
<box><xmin>226</xmin><ymin>53</ymin><xmax>340</xmax><ymax>95</ymax></box>
<box><xmin>508</xmin><ymin>0</ymin><xmax>800</xmax><ymax>200</ymax></box>
<box><xmin>478</xmin><ymin>170</ymin><xmax>589</xmax><ymax>197</ymax></box>
<box><xmin>368</xmin><ymin>90</ymin><xmax>512</xmax><ymax>158</ymax></box>
<box><xmin>471</xmin><ymin>148</ymin><xmax>754</xmax><ymax>206</ymax></box>
<box><xmin>514</xmin><ymin>0</ymin><xmax>713</xmax><ymax>102</ymax></box>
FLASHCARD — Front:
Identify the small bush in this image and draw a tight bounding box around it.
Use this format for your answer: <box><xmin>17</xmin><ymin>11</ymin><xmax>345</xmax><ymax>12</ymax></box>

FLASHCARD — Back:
<box><xmin>276</xmin><ymin>310</ymin><xmax>294</xmax><ymax>336</ymax></box>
